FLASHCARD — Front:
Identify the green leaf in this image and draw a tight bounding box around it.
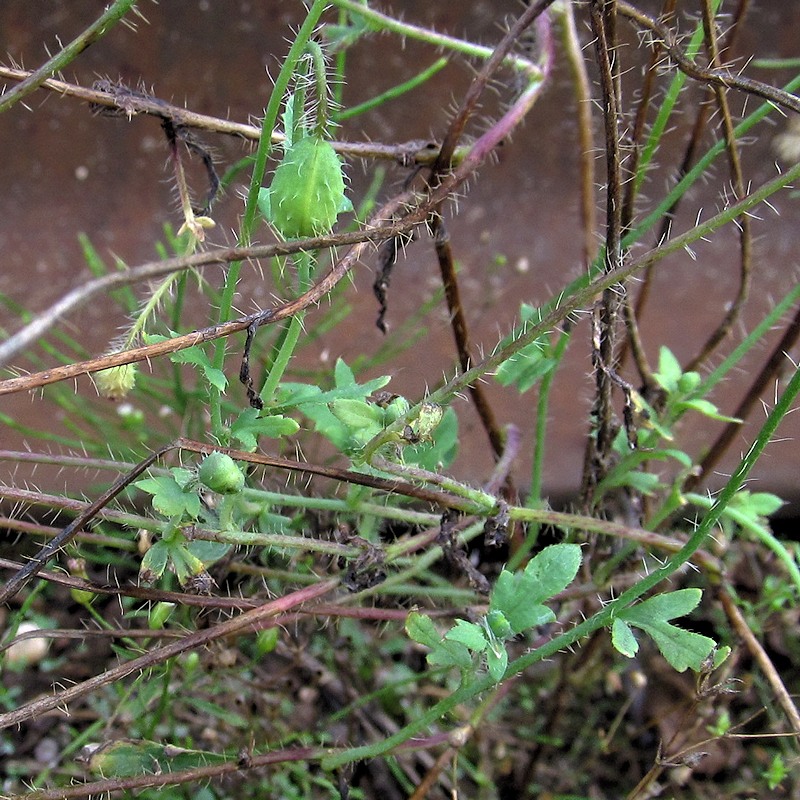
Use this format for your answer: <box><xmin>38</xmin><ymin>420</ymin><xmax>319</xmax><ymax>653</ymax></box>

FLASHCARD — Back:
<box><xmin>276</xmin><ymin>366</ymin><xmax>390</xmax><ymax>410</ymax></box>
<box><xmin>521</xmin><ymin>543</ymin><xmax>583</xmax><ymax>605</ymax></box>
<box><xmin>329</xmin><ymin>398</ymin><xmax>384</xmax><ymax>430</ymax></box>
<box><xmin>139</xmin><ymin>541</ymin><xmax>170</xmax><ymax>583</ymax></box>
<box><xmin>617</xmin><ymin>589</ymin><xmax>716</xmax><ymax>672</ymax></box>
<box><xmin>186</xmin><ymin>539</ymin><xmax>230</xmax><ymax>565</ymax></box>
<box><xmin>231</xmin><ymin>407</ymin><xmax>300</xmax><ymax>450</ymax></box>
<box><xmin>729</xmin><ymin>490</ymin><xmax>785</xmax><ymax>520</ymax></box>
<box><xmin>676</xmin><ymin>398</ymin><xmax>741</xmax><ymax>423</ymax></box>
<box><xmin>142</xmin><ymin>333</ymin><xmax>225</xmax><ymax>392</ymax></box>
<box><xmin>490</xmin><ymin>544</ymin><xmax>581</xmax><ymax>634</ymax></box>
<box><xmin>405</xmin><ymin>611</ymin><xmax>473</xmax><ymax>671</ymax></box>
<box><xmin>334</xmin><ymin>357</ymin><xmax>356</xmax><ymax>386</ymax></box>
<box><xmin>134</xmin><ymin>475</ymin><xmax>201</xmax><ymax>519</ymax></box>
<box><xmin>170</xmin><ymin>345</ymin><xmax>227</xmax><ymax>392</ymax></box>
<box><xmin>426</xmin><ymin>638</ymin><xmax>474</xmax><ymax>671</ymax></box>
<box><xmin>654</xmin><ymin>346</ymin><xmax>682</xmax><ymax>393</ymax></box>
<box><xmin>445</xmin><ymin>620</ymin><xmax>488</xmax><ymax>652</ymax></box>
<box><xmin>495</xmin><ymin>337</ymin><xmax>556</xmax><ymax>393</ymax></box>
<box><xmin>490</xmin><ymin>570</ymin><xmax>554</xmax><ymax>634</ymax></box>
<box><xmin>618</xmin><ymin>470</ymin><xmax>664</xmax><ymax>496</ymax></box>
<box><xmin>277</xmin><ymin>362</ymin><xmax>392</xmax><ymax>454</ymax></box>
<box><xmin>611</xmin><ymin>618</ymin><xmax>638</xmax><ymax>658</ymax></box>
<box><xmin>405</xmin><ymin>611</ymin><xmax>441</xmax><ymax>649</ymax></box>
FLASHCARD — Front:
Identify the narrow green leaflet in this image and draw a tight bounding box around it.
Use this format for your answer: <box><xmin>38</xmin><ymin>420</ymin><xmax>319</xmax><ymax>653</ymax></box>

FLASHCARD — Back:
<box><xmin>612</xmin><ymin>588</ymin><xmax>716</xmax><ymax>672</ymax></box>
<box><xmin>230</xmin><ymin>407</ymin><xmax>300</xmax><ymax>451</ymax></box>
<box><xmin>494</xmin><ymin>304</ymin><xmax>557</xmax><ymax>393</ymax></box>
<box><xmin>675</xmin><ymin>398</ymin><xmax>741</xmax><ymax>423</ymax></box>
<box><xmin>519</xmin><ymin>543</ymin><xmax>583</xmax><ymax>603</ymax></box>
<box><xmin>653</xmin><ymin>345</ymin><xmax>683</xmax><ymax>393</ymax></box>
<box><xmin>728</xmin><ymin>490</ymin><xmax>785</xmax><ymax>522</ymax></box>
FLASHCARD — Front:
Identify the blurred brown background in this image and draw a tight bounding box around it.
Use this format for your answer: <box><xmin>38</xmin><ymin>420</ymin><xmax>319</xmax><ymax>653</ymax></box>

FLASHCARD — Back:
<box><xmin>1</xmin><ymin>1</ymin><xmax>798</xmax><ymax>508</ymax></box>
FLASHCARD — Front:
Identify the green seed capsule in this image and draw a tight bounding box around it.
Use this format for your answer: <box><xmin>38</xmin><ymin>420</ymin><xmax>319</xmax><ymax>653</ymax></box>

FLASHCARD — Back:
<box><xmin>486</xmin><ymin>610</ymin><xmax>513</xmax><ymax>640</ymax></box>
<box><xmin>198</xmin><ymin>452</ymin><xmax>245</xmax><ymax>495</ymax></box>
<box><xmin>96</xmin><ymin>362</ymin><xmax>137</xmax><ymax>401</ymax></box>
<box><xmin>268</xmin><ymin>135</ymin><xmax>347</xmax><ymax>239</ymax></box>
<box><xmin>677</xmin><ymin>371</ymin><xmax>701</xmax><ymax>393</ymax></box>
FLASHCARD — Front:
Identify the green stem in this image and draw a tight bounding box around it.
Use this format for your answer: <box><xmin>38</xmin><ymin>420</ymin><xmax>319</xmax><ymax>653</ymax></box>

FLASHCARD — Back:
<box><xmin>362</xmin><ymin>159</ymin><xmax>800</xmax><ymax>461</ymax></box>
<box><xmin>330</xmin><ymin>0</ymin><xmax>540</xmax><ymax>75</ymax></box>
<box><xmin>509</xmin><ymin>329</ymin><xmax>572</xmax><ymax>570</ymax></box>
<box><xmin>257</xmin><ymin>249</ymin><xmax>315</xmax><ymax>406</ymax></box>
<box><xmin>685</xmin><ymin>492</ymin><xmax>800</xmax><ymax>596</ymax></box>
<box><xmin>305</xmin><ymin>40</ymin><xmax>331</xmax><ymax>138</ymax></box>
<box><xmin>334</xmin><ymin>58</ymin><xmax>449</xmax><ymax>122</ymax></box>
<box><xmin>209</xmin><ymin>0</ymin><xmax>329</xmax><ymax>436</ymax></box>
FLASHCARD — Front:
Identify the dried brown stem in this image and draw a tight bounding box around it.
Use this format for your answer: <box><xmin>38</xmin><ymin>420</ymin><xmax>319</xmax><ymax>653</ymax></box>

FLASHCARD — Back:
<box><xmin>432</xmin><ymin>216</ymin><xmax>506</xmax><ymax>459</ymax></box>
<box><xmin>0</xmin><ymin>578</ymin><xmax>338</xmax><ymax>729</ymax></box>
<box><xmin>581</xmin><ymin>0</ymin><xmax>627</xmax><ymax>507</ymax></box>
<box><xmin>617</xmin><ymin>1</ymin><xmax>800</xmax><ymax>115</ymax></box>
<box><xmin>719</xmin><ymin>585</ymin><xmax>800</xmax><ymax>734</ymax></box>
<box><xmin>0</xmin><ymin>66</ymin><xmax>443</xmax><ymax>164</ymax></box>
<box><xmin>682</xmin><ymin>0</ymin><xmax>752</xmax><ymax>372</ymax></box>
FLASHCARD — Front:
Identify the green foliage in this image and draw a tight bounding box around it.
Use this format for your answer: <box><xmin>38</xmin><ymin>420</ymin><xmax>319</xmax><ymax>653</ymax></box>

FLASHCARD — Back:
<box><xmin>494</xmin><ymin>304</ymin><xmax>557</xmax><ymax>392</ymax></box>
<box><xmin>3</xmin><ymin>2</ymin><xmax>800</xmax><ymax>797</ymax></box>
<box><xmin>135</xmin><ymin>469</ymin><xmax>202</xmax><ymax>519</ymax></box>
<box><xmin>230</xmin><ymin>407</ymin><xmax>300</xmax><ymax>451</ymax></box>
<box><xmin>610</xmin><ymin>588</ymin><xmax>716</xmax><ymax>672</ymax></box>
<box><xmin>407</xmin><ymin>544</ymin><xmax>582</xmax><ymax>683</ymax></box>
<box><xmin>764</xmin><ymin>752</ymin><xmax>790</xmax><ymax>790</ymax></box>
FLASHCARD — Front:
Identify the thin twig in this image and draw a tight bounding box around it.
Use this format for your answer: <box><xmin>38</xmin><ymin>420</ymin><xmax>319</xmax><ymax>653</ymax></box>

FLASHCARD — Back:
<box><xmin>0</xmin><ymin>66</ymin><xmax>444</xmax><ymax>164</ymax></box>
<box><xmin>0</xmin><ymin>579</ymin><xmax>339</xmax><ymax>730</ymax></box>
<box><xmin>581</xmin><ymin>0</ymin><xmax>627</xmax><ymax>507</ymax></box>
<box><xmin>617</xmin><ymin>1</ymin><xmax>800</xmax><ymax>114</ymax></box>
<box><xmin>0</xmin><ymin>0</ymin><xmax>138</xmax><ymax>114</ymax></box>
<box><xmin>719</xmin><ymin>585</ymin><xmax>800</xmax><ymax>734</ymax></box>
